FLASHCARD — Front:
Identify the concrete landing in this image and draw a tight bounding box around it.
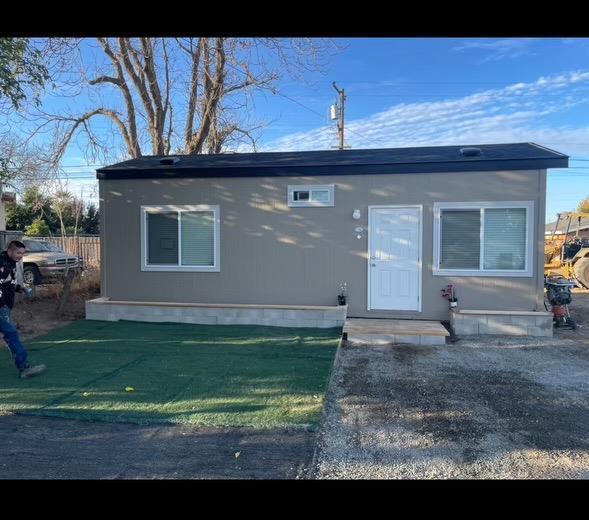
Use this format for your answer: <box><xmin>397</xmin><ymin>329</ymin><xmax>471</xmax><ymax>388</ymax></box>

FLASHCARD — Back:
<box><xmin>343</xmin><ymin>318</ymin><xmax>449</xmax><ymax>346</ymax></box>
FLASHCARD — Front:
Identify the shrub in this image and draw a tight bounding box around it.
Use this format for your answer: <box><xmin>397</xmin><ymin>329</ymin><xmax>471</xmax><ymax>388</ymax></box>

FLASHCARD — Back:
<box><xmin>24</xmin><ymin>218</ymin><xmax>51</xmax><ymax>236</ymax></box>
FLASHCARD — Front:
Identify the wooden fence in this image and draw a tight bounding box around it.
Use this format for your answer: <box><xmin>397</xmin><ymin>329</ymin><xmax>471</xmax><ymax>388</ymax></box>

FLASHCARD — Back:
<box><xmin>25</xmin><ymin>235</ymin><xmax>101</xmax><ymax>268</ymax></box>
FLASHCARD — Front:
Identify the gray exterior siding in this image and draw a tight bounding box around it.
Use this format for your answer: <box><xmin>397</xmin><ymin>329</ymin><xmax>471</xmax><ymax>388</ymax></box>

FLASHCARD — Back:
<box><xmin>100</xmin><ymin>169</ymin><xmax>546</xmax><ymax>321</ymax></box>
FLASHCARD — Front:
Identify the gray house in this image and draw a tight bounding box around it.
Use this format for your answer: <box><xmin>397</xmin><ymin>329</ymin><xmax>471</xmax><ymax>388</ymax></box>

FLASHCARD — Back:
<box><xmin>87</xmin><ymin>142</ymin><xmax>568</xmax><ymax>339</ymax></box>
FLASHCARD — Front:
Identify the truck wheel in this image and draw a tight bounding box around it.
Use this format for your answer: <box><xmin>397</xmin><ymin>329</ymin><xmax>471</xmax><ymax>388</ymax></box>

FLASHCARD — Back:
<box><xmin>574</xmin><ymin>257</ymin><xmax>589</xmax><ymax>288</ymax></box>
<box><xmin>23</xmin><ymin>266</ymin><xmax>41</xmax><ymax>286</ymax></box>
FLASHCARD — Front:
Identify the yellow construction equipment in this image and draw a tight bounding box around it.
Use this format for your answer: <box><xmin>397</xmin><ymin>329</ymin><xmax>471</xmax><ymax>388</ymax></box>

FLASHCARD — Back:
<box><xmin>544</xmin><ymin>211</ymin><xmax>589</xmax><ymax>287</ymax></box>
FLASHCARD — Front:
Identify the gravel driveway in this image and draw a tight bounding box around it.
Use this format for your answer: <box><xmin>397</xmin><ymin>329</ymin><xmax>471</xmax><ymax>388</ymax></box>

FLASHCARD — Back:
<box><xmin>313</xmin><ymin>293</ymin><xmax>589</xmax><ymax>479</ymax></box>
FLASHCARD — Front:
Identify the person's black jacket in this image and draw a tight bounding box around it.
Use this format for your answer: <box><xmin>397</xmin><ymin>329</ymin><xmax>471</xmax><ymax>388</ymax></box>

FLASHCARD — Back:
<box><xmin>0</xmin><ymin>251</ymin><xmax>22</xmax><ymax>309</ymax></box>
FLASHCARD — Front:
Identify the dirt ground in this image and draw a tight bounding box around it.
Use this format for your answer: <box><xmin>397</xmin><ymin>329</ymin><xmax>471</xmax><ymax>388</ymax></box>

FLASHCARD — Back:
<box><xmin>11</xmin><ymin>270</ymin><xmax>101</xmax><ymax>341</ymax></box>
<box><xmin>554</xmin><ymin>288</ymin><xmax>589</xmax><ymax>345</ymax></box>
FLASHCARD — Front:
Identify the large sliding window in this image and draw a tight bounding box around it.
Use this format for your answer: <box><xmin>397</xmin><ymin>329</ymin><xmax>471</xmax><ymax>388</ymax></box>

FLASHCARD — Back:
<box><xmin>141</xmin><ymin>205</ymin><xmax>220</xmax><ymax>272</ymax></box>
<box><xmin>433</xmin><ymin>201</ymin><xmax>534</xmax><ymax>277</ymax></box>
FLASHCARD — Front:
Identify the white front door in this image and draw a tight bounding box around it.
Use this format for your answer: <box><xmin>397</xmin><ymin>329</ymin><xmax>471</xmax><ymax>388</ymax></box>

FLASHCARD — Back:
<box><xmin>369</xmin><ymin>206</ymin><xmax>421</xmax><ymax>311</ymax></box>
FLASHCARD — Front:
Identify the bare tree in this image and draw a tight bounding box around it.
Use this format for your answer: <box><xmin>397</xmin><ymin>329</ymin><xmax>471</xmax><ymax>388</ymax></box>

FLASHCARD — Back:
<box><xmin>50</xmin><ymin>188</ymin><xmax>71</xmax><ymax>246</ymax></box>
<box><xmin>72</xmin><ymin>188</ymin><xmax>84</xmax><ymax>238</ymax></box>
<box><xmin>27</xmin><ymin>37</ymin><xmax>339</xmax><ymax>164</ymax></box>
<box><xmin>0</xmin><ymin>134</ymin><xmax>57</xmax><ymax>193</ymax></box>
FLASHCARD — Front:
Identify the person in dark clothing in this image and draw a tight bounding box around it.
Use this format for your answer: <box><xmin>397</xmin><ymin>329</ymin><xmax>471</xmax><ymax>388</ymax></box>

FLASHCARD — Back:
<box><xmin>0</xmin><ymin>240</ymin><xmax>46</xmax><ymax>378</ymax></box>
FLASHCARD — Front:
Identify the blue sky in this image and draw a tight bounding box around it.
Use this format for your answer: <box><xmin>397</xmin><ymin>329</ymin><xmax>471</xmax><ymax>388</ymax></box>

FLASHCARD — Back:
<box><xmin>48</xmin><ymin>37</ymin><xmax>589</xmax><ymax>223</ymax></box>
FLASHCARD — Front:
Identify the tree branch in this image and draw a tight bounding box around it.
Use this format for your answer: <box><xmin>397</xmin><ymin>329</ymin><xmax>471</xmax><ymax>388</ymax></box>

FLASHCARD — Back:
<box><xmin>95</xmin><ymin>38</ymin><xmax>141</xmax><ymax>157</ymax></box>
<box><xmin>183</xmin><ymin>37</ymin><xmax>203</xmax><ymax>148</ymax></box>
<box><xmin>166</xmin><ymin>105</ymin><xmax>173</xmax><ymax>155</ymax></box>
<box><xmin>88</xmin><ymin>75</ymin><xmax>121</xmax><ymax>87</ymax></box>
<box><xmin>118</xmin><ymin>37</ymin><xmax>157</xmax><ymax>152</ymax></box>
<box><xmin>141</xmin><ymin>38</ymin><xmax>163</xmax><ymax>117</ymax></box>
<box><xmin>49</xmin><ymin>108</ymin><xmax>134</xmax><ymax>165</ymax></box>
<box><xmin>187</xmin><ymin>38</ymin><xmax>226</xmax><ymax>154</ymax></box>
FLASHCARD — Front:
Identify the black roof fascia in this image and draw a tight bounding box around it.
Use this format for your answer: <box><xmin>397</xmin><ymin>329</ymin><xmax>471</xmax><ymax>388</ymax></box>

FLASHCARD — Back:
<box><xmin>96</xmin><ymin>157</ymin><xmax>568</xmax><ymax>180</ymax></box>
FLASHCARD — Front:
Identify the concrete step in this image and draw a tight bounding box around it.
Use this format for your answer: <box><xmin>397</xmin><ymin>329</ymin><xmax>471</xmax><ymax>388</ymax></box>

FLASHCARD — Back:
<box><xmin>343</xmin><ymin>318</ymin><xmax>449</xmax><ymax>346</ymax></box>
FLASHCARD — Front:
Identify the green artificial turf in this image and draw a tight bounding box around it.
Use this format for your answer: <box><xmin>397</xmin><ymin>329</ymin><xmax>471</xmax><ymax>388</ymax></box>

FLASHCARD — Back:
<box><xmin>0</xmin><ymin>320</ymin><xmax>341</xmax><ymax>428</ymax></box>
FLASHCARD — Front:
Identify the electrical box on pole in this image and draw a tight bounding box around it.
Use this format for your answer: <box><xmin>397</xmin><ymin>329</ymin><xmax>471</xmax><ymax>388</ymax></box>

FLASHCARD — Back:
<box><xmin>330</xmin><ymin>104</ymin><xmax>338</xmax><ymax>120</ymax></box>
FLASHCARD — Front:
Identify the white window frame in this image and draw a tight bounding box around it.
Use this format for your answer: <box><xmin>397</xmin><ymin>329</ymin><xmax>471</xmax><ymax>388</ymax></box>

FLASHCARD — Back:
<box><xmin>287</xmin><ymin>184</ymin><xmax>335</xmax><ymax>207</ymax></box>
<box><xmin>140</xmin><ymin>205</ymin><xmax>220</xmax><ymax>272</ymax></box>
<box><xmin>433</xmin><ymin>201</ymin><xmax>534</xmax><ymax>277</ymax></box>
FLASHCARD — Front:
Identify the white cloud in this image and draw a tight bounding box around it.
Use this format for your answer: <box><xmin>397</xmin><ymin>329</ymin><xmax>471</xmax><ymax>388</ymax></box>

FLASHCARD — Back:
<box><xmin>452</xmin><ymin>38</ymin><xmax>537</xmax><ymax>63</ymax></box>
<box><xmin>261</xmin><ymin>70</ymin><xmax>589</xmax><ymax>158</ymax></box>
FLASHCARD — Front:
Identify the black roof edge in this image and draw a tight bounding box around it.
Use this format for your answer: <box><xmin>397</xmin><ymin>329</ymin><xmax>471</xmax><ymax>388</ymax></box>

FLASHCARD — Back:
<box><xmin>527</xmin><ymin>142</ymin><xmax>569</xmax><ymax>158</ymax></box>
<box><xmin>96</xmin><ymin>156</ymin><xmax>568</xmax><ymax>180</ymax></box>
<box><xmin>96</xmin><ymin>142</ymin><xmax>569</xmax><ymax>174</ymax></box>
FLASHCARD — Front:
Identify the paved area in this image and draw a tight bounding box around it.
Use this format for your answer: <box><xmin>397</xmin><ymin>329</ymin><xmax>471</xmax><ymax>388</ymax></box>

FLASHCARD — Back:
<box><xmin>0</xmin><ymin>413</ymin><xmax>315</xmax><ymax>479</ymax></box>
<box><xmin>313</xmin><ymin>333</ymin><xmax>589</xmax><ymax>479</ymax></box>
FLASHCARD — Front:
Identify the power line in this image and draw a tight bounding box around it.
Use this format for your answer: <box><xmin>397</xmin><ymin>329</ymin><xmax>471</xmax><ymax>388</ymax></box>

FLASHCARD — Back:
<box><xmin>274</xmin><ymin>91</ymin><xmax>328</xmax><ymax>120</ymax></box>
<box><xmin>344</xmin><ymin>127</ymin><xmax>390</xmax><ymax>147</ymax></box>
<box><xmin>274</xmin><ymin>89</ymin><xmax>394</xmax><ymax>149</ymax></box>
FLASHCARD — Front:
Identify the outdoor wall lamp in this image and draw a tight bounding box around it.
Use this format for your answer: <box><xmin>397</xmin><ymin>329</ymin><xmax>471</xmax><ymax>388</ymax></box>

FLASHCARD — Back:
<box><xmin>352</xmin><ymin>209</ymin><xmax>361</xmax><ymax>220</ymax></box>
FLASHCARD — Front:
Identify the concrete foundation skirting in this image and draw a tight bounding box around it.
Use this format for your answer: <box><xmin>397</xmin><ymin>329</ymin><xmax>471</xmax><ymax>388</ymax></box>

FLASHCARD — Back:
<box><xmin>451</xmin><ymin>309</ymin><xmax>553</xmax><ymax>337</ymax></box>
<box><xmin>86</xmin><ymin>298</ymin><xmax>347</xmax><ymax>328</ymax></box>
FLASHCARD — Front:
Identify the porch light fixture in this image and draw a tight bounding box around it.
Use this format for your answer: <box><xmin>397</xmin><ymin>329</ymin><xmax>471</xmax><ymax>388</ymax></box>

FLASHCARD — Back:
<box><xmin>352</xmin><ymin>209</ymin><xmax>361</xmax><ymax>220</ymax></box>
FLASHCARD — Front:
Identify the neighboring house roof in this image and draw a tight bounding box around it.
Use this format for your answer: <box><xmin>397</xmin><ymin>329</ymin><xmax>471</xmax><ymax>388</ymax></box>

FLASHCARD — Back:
<box><xmin>97</xmin><ymin>142</ymin><xmax>568</xmax><ymax>180</ymax></box>
<box><xmin>545</xmin><ymin>216</ymin><xmax>589</xmax><ymax>235</ymax></box>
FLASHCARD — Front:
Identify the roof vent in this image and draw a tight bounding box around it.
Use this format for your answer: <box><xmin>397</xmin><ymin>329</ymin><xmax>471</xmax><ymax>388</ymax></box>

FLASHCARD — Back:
<box><xmin>159</xmin><ymin>157</ymin><xmax>180</xmax><ymax>166</ymax></box>
<box><xmin>459</xmin><ymin>147</ymin><xmax>482</xmax><ymax>157</ymax></box>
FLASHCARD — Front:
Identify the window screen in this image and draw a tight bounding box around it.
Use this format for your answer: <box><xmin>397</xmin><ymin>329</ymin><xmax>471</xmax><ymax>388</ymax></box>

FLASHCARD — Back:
<box><xmin>147</xmin><ymin>212</ymin><xmax>178</xmax><ymax>264</ymax></box>
<box><xmin>440</xmin><ymin>210</ymin><xmax>480</xmax><ymax>269</ymax></box>
<box><xmin>483</xmin><ymin>208</ymin><xmax>526</xmax><ymax>270</ymax></box>
<box><xmin>181</xmin><ymin>211</ymin><xmax>215</xmax><ymax>266</ymax></box>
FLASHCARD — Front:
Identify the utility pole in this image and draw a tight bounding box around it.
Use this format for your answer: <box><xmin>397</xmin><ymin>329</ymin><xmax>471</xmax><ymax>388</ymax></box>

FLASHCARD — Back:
<box><xmin>332</xmin><ymin>82</ymin><xmax>346</xmax><ymax>150</ymax></box>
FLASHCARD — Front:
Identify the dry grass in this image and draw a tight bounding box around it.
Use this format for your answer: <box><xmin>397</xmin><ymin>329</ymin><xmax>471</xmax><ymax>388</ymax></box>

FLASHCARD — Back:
<box><xmin>28</xmin><ymin>269</ymin><xmax>101</xmax><ymax>301</ymax></box>
<box><xmin>11</xmin><ymin>269</ymin><xmax>101</xmax><ymax>341</ymax></box>
<box><xmin>72</xmin><ymin>268</ymin><xmax>101</xmax><ymax>297</ymax></box>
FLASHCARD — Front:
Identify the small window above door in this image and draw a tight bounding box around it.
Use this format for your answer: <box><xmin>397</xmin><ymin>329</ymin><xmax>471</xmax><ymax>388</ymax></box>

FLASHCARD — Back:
<box><xmin>287</xmin><ymin>185</ymin><xmax>335</xmax><ymax>207</ymax></box>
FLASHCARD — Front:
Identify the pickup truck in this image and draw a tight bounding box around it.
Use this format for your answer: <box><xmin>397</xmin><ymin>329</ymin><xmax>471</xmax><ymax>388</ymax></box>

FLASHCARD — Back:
<box><xmin>21</xmin><ymin>238</ymin><xmax>84</xmax><ymax>285</ymax></box>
